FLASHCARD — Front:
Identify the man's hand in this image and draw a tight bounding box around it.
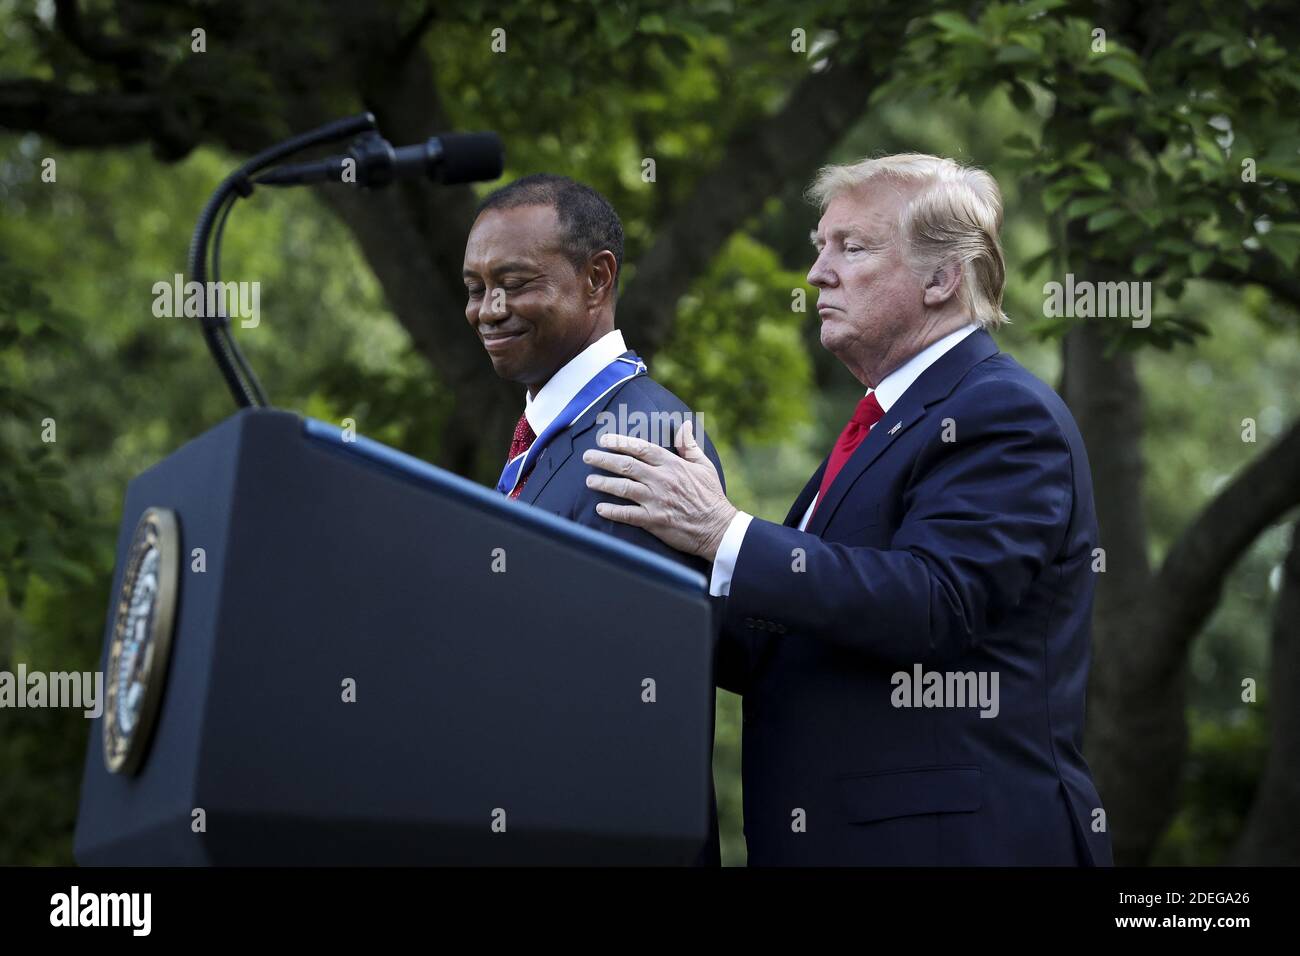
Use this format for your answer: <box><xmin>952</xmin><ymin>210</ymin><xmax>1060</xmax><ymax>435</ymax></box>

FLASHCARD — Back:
<box><xmin>583</xmin><ymin>420</ymin><xmax>738</xmax><ymax>561</ymax></box>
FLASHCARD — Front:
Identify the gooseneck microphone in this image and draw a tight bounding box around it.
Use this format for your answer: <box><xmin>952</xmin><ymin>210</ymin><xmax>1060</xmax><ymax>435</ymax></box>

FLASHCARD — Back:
<box><xmin>186</xmin><ymin>114</ymin><xmax>505</xmax><ymax>409</ymax></box>
<box><xmin>253</xmin><ymin>131</ymin><xmax>504</xmax><ymax>188</ymax></box>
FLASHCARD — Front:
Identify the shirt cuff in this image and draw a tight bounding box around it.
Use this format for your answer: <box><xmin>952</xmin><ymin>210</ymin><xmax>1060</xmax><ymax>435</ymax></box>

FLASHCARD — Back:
<box><xmin>708</xmin><ymin>511</ymin><xmax>754</xmax><ymax>597</ymax></box>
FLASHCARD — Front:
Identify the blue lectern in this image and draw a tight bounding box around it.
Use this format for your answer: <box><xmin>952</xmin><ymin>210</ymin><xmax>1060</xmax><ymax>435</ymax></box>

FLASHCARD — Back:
<box><xmin>74</xmin><ymin>409</ymin><xmax>715</xmax><ymax>864</ymax></box>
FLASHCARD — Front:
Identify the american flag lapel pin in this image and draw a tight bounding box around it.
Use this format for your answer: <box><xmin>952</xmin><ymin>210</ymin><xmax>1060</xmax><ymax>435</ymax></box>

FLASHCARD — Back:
<box><xmin>888</xmin><ymin>421</ymin><xmax>901</xmax><ymax>436</ymax></box>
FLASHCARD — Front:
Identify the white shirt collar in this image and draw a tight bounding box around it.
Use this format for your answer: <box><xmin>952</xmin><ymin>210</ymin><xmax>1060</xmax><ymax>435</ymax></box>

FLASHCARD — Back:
<box><xmin>871</xmin><ymin>323</ymin><xmax>980</xmax><ymax>412</ymax></box>
<box><xmin>524</xmin><ymin>328</ymin><xmax>629</xmax><ymax>435</ymax></box>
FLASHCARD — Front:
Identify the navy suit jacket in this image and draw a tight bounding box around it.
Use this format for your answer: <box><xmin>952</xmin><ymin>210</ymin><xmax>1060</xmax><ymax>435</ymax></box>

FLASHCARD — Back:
<box><xmin>513</xmin><ymin>358</ymin><xmax>725</xmax><ymax>866</ymax></box>
<box><xmin>719</xmin><ymin>329</ymin><xmax>1111</xmax><ymax>866</ymax></box>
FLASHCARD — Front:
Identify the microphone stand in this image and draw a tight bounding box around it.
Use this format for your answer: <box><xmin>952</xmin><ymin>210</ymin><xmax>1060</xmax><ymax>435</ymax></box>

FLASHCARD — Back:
<box><xmin>186</xmin><ymin>112</ymin><xmax>379</xmax><ymax>409</ymax></box>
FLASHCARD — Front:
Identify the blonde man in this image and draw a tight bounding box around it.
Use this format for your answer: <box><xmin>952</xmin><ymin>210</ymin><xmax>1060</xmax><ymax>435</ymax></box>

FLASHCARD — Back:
<box><xmin>585</xmin><ymin>154</ymin><xmax>1111</xmax><ymax>866</ymax></box>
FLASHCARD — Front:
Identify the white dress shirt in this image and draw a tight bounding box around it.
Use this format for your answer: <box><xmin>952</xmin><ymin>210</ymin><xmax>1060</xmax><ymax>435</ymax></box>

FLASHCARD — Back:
<box><xmin>708</xmin><ymin>323</ymin><xmax>979</xmax><ymax>597</ymax></box>
<box><xmin>524</xmin><ymin>328</ymin><xmax>629</xmax><ymax>436</ymax></box>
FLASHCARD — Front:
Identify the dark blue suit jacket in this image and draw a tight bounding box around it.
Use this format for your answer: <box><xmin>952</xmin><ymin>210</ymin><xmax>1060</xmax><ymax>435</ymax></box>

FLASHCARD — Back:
<box><xmin>719</xmin><ymin>329</ymin><xmax>1111</xmax><ymax>866</ymax></box>
<box><xmin>513</xmin><ymin>357</ymin><xmax>725</xmax><ymax>866</ymax></box>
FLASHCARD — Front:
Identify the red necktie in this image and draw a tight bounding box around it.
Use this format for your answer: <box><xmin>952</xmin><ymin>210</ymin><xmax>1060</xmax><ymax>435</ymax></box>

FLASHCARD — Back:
<box><xmin>810</xmin><ymin>392</ymin><xmax>885</xmax><ymax>520</ymax></box>
<box><xmin>505</xmin><ymin>412</ymin><xmax>537</xmax><ymax>499</ymax></box>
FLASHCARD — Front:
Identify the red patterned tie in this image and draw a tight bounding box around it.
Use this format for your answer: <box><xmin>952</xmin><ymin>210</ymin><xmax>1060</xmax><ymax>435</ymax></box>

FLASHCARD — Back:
<box><xmin>810</xmin><ymin>392</ymin><xmax>885</xmax><ymax>521</ymax></box>
<box><xmin>505</xmin><ymin>412</ymin><xmax>537</xmax><ymax>499</ymax></box>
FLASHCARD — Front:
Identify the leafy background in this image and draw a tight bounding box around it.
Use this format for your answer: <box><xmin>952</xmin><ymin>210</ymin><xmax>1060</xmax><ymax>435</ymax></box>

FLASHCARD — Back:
<box><xmin>1</xmin><ymin>0</ymin><xmax>1298</xmax><ymax>865</ymax></box>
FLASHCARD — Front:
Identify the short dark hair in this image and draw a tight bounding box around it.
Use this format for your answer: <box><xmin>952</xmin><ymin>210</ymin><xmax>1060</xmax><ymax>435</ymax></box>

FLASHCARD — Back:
<box><xmin>475</xmin><ymin>174</ymin><xmax>624</xmax><ymax>290</ymax></box>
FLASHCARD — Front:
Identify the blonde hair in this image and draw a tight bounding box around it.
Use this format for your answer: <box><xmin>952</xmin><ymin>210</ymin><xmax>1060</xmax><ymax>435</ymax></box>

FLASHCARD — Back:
<box><xmin>806</xmin><ymin>153</ymin><xmax>1008</xmax><ymax>329</ymax></box>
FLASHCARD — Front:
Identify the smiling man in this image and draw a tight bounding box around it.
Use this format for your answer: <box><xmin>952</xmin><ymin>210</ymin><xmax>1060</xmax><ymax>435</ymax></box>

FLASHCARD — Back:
<box><xmin>585</xmin><ymin>154</ymin><xmax>1112</xmax><ymax>866</ymax></box>
<box><xmin>462</xmin><ymin>173</ymin><xmax>726</xmax><ymax>865</ymax></box>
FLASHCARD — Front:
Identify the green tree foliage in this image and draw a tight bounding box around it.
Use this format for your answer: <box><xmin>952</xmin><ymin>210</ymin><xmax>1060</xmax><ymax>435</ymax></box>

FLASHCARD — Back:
<box><xmin>2</xmin><ymin>0</ymin><xmax>1298</xmax><ymax>866</ymax></box>
<box><xmin>883</xmin><ymin>0</ymin><xmax>1300</xmax><ymax>346</ymax></box>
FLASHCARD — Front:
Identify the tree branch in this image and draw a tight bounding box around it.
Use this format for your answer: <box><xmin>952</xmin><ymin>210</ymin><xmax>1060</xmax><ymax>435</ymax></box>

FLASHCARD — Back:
<box><xmin>619</xmin><ymin>50</ymin><xmax>882</xmax><ymax>357</ymax></box>
<box><xmin>1205</xmin><ymin>251</ymin><xmax>1300</xmax><ymax>315</ymax></box>
<box><xmin>395</xmin><ymin>3</ymin><xmax>439</xmax><ymax>63</ymax></box>
<box><xmin>53</xmin><ymin>0</ymin><xmax>152</xmax><ymax>72</ymax></box>
<box><xmin>1150</xmin><ymin>416</ymin><xmax>1300</xmax><ymax>678</ymax></box>
<box><xmin>0</xmin><ymin>79</ymin><xmax>185</xmax><ymax>153</ymax></box>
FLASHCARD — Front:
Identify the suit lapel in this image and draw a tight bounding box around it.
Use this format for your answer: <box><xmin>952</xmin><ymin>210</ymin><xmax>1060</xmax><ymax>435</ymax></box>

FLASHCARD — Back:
<box><xmin>804</xmin><ymin>329</ymin><xmax>1000</xmax><ymax>536</ymax></box>
<box><xmin>515</xmin><ymin>357</ymin><xmax>637</xmax><ymax>506</ymax></box>
<box><xmin>803</xmin><ymin>403</ymin><xmax>924</xmax><ymax>537</ymax></box>
<box><xmin>514</xmin><ymin>426</ymin><xmax>573</xmax><ymax>505</ymax></box>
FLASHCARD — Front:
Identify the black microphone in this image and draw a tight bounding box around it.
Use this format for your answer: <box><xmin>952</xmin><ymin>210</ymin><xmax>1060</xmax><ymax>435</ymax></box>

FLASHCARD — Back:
<box><xmin>255</xmin><ymin>131</ymin><xmax>504</xmax><ymax>188</ymax></box>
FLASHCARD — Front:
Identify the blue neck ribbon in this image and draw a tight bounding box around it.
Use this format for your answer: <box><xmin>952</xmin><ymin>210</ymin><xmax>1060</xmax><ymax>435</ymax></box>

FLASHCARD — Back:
<box><xmin>496</xmin><ymin>353</ymin><xmax>646</xmax><ymax>497</ymax></box>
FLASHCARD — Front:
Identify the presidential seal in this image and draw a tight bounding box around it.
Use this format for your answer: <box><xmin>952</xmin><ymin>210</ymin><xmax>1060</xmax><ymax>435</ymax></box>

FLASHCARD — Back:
<box><xmin>103</xmin><ymin>507</ymin><xmax>180</xmax><ymax>775</ymax></box>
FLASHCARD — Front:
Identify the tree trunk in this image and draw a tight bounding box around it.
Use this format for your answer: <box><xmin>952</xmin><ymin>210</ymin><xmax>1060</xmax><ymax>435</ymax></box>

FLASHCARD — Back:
<box><xmin>1062</xmin><ymin>320</ymin><xmax>1188</xmax><ymax>865</ymax></box>
<box><xmin>1230</xmin><ymin>517</ymin><xmax>1300</xmax><ymax>864</ymax></box>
